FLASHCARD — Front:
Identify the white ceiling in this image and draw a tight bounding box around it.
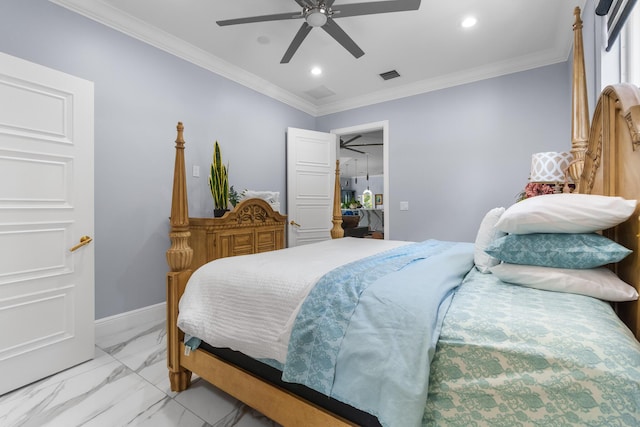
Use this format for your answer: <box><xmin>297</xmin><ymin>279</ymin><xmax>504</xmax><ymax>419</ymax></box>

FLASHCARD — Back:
<box><xmin>52</xmin><ymin>0</ymin><xmax>586</xmax><ymax>116</ymax></box>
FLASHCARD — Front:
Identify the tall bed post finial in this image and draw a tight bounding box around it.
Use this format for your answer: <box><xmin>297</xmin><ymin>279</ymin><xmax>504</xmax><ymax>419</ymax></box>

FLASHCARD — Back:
<box><xmin>569</xmin><ymin>6</ymin><xmax>590</xmax><ymax>192</ymax></box>
<box><xmin>330</xmin><ymin>160</ymin><xmax>344</xmax><ymax>239</ymax></box>
<box><xmin>166</xmin><ymin>121</ymin><xmax>193</xmax><ymax>272</ymax></box>
<box><xmin>166</xmin><ymin>122</ymin><xmax>194</xmax><ymax>391</ymax></box>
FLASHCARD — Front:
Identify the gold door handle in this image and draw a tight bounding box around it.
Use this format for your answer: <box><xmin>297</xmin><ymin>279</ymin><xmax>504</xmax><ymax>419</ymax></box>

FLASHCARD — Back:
<box><xmin>290</xmin><ymin>220</ymin><xmax>301</xmax><ymax>227</ymax></box>
<box><xmin>70</xmin><ymin>235</ymin><xmax>93</xmax><ymax>252</ymax></box>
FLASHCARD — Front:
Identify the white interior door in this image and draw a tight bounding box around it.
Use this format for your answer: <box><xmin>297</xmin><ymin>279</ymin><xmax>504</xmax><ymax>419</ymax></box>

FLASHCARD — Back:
<box><xmin>0</xmin><ymin>52</ymin><xmax>94</xmax><ymax>395</ymax></box>
<box><xmin>287</xmin><ymin>127</ymin><xmax>337</xmax><ymax>247</ymax></box>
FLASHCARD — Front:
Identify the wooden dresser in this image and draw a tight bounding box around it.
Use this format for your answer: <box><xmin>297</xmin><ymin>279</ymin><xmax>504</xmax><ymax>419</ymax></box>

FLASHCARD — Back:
<box><xmin>188</xmin><ymin>198</ymin><xmax>287</xmax><ymax>270</ymax></box>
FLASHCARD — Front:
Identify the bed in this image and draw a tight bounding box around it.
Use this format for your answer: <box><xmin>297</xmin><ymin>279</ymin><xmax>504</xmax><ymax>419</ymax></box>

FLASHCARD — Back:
<box><xmin>166</xmin><ymin>8</ymin><xmax>640</xmax><ymax>427</ymax></box>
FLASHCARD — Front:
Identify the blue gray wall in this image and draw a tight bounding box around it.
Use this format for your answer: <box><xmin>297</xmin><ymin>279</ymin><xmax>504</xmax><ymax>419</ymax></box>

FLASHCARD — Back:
<box><xmin>317</xmin><ymin>63</ymin><xmax>572</xmax><ymax>242</ymax></box>
<box><xmin>0</xmin><ymin>0</ymin><xmax>314</xmax><ymax>319</ymax></box>
<box><xmin>2</xmin><ymin>0</ymin><xmax>593</xmax><ymax>318</ymax></box>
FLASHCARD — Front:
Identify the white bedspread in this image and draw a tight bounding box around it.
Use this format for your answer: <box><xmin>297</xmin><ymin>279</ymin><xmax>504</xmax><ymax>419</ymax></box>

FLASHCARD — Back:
<box><xmin>177</xmin><ymin>237</ymin><xmax>409</xmax><ymax>363</ymax></box>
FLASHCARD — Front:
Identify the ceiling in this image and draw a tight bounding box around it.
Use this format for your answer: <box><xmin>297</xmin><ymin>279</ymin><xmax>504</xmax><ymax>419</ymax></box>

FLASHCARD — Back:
<box><xmin>52</xmin><ymin>0</ymin><xmax>586</xmax><ymax>117</ymax></box>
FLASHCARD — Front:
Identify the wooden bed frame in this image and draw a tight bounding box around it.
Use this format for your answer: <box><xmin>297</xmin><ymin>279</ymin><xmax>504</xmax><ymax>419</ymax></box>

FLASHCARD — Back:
<box><xmin>166</xmin><ymin>7</ymin><xmax>640</xmax><ymax>426</ymax></box>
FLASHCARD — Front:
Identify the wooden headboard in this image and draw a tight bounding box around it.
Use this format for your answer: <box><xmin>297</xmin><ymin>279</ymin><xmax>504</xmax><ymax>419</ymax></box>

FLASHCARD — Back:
<box><xmin>578</xmin><ymin>84</ymin><xmax>640</xmax><ymax>340</ymax></box>
<box><xmin>566</xmin><ymin>8</ymin><xmax>640</xmax><ymax>340</ymax></box>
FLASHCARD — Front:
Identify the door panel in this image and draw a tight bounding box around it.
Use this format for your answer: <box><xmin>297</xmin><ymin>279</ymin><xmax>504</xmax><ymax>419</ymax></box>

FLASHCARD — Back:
<box><xmin>286</xmin><ymin>127</ymin><xmax>337</xmax><ymax>247</ymax></box>
<box><xmin>0</xmin><ymin>52</ymin><xmax>94</xmax><ymax>394</ymax></box>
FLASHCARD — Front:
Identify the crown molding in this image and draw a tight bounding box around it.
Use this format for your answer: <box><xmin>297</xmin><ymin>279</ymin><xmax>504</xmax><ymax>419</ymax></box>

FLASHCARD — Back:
<box><xmin>50</xmin><ymin>0</ymin><xmax>573</xmax><ymax>118</ymax></box>
<box><xmin>49</xmin><ymin>0</ymin><xmax>319</xmax><ymax>115</ymax></box>
<box><xmin>315</xmin><ymin>47</ymin><xmax>571</xmax><ymax>116</ymax></box>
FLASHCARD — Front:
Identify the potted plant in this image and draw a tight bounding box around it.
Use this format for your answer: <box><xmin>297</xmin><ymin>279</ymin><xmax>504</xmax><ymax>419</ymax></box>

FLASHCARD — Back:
<box><xmin>209</xmin><ymin>140</ymin><xmax>229</xmax><ymax>217</ymax></box>
<box><xmin>229</xmin><ymin>185</ymin><xmax>245</xmax><ymax>208</ymax></box>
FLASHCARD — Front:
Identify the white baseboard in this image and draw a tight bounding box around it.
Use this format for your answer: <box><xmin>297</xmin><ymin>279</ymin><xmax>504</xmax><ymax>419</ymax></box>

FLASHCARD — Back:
<box><xmin>95</xmin><ymin>302</ymin><xmax>166</xmax><ymax>340</ymax></box>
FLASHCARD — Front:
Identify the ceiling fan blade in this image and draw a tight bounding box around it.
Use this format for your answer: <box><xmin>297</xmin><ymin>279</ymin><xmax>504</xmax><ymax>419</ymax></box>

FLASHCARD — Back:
<box><xmin>294</xmin><ymin>0</ymin><xmax>315</xmax><ymax>7</ymax></box>
<box><xmin>217</xmin><ymin>11</ymin><xmax>301</xmax><ymax>26</ymax></box>
<box><xmin>346</xmin><ymin>143</ymin><xmax>383</xmax><ymax>147</ymax></box>
<box><xmin>332</xmin><ymin>0</ymin><xmax>421</xmax><ymax>19</ymax></box>
<box><xmin>344</xmin><ymin>146</ymin><xmax>366</xmax><ymax>154</ymax></box>
<box><xmin>325</xmin><ymin>0</ymin><xmax>337</xmax><ymax>7</ymax></box>
<box><xmin>322</xmin><ymin>19</ymin><xmax>364</xmax><ymax>59</ymax></box>
<box><xmin>281</xmin><ymin>22</ymin><xmax>313</xmax><ymax>64</ymax></box>
<box><xmin>341</xmin><ymin>135</ymin><xmax>362</xmax><ymax>146</ymax></box>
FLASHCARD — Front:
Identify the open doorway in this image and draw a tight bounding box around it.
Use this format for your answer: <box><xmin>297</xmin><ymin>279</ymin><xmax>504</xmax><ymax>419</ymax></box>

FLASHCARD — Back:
<box><xmin>331</xmin><ymin>121</ymin><xmax>389</xmax><ymax>239</ymax></box>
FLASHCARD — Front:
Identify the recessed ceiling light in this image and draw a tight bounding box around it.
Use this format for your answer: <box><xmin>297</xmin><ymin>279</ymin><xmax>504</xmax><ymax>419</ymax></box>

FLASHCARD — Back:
<box><xmin>461</xmin><ymin>16</ymin><xmax>477</xmax><ymax>28</ymax></box>
<box><xmin>311</xmin><ymin>66</ymin><xmax>322</xmax><ymax>76</ymax></box>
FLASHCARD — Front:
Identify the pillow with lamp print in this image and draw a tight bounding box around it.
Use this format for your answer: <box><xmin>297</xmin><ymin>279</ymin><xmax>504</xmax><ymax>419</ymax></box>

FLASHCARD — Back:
<box><xmin>495</xmin><ymin>193</ymin><xmax>636</xmax><ymax>234</ymax></box>
<box><xmin>484</xmin><ymin>233</ymin><xmax>632</xmax><ymax>269</ymax></box>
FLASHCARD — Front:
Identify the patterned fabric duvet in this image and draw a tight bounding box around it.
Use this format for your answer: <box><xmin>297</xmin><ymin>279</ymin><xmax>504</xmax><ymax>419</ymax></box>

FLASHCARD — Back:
<box><xmin>424</xmin><ymin>268</ymin><xmax>640</xmax><ymax>426</ymax></box>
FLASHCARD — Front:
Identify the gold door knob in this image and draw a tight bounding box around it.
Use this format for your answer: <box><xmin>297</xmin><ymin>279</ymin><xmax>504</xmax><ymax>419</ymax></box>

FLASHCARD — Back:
<box><xmin>290</xmin><ymin>220</ymin><xmax>301</xmax><ymax>227</ymax></box>
<box><xmin>70</xmin><ymin>235</ymin><xmax>93</xmax><ymax>252</ymax></box>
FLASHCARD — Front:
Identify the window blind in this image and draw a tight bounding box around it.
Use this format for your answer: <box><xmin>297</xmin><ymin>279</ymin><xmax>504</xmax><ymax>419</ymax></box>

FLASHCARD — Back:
<box><xmin>597</xmin><ymin>0</ymin><xmax>638</xmax><ymax>51</ymax></box>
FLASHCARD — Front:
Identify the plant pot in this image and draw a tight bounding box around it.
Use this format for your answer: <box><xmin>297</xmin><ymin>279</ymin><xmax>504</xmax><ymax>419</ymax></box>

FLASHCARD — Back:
<box><xmin>213</xmin><ymin>208</ymin><xmax>229</xmax><ymax>218</ymax></box>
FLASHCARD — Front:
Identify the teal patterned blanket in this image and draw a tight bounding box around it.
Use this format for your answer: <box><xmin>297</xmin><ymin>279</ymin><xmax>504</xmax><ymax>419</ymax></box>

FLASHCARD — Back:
<box><xmin>282</xmin><ymin>240</ymin><xmax>475</xmax><ymax>427</ymax></box>
<box><xmin>424</xmin><ymin>268</ymin><xmax>640</xmax><ymax>426</ymax></box>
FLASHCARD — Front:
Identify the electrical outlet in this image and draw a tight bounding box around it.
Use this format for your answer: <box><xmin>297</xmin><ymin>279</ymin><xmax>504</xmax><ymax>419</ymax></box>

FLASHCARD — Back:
<box><xmin>400</xmin><ymin>201</ymin><xmax>409</xmax><ymax>211</ymax></box>
<box><xmin>192</xmin><ymin>165</ymin><xmax>200</xmax><ymax>177</ymax></box>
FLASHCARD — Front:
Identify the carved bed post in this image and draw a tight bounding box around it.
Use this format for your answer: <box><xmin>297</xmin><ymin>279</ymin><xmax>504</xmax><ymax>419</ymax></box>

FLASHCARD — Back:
<box><xmin>568</xmin><ymin>6</ymin><xmax>590</xmax><ymax>192</ymax></box>
<box><xmin>166</xmin><ymin>122</ymin><xmax>193</xmax><ymax>391</ymax></box>
<box><xmin>330</xmin><ymin>160</ymin><xmax>344</xmax><ymax>239</ymax></box>
<box><xmin>167</xmin><ymin>122</ymin><xmax>193</xmax><ymax>272</ymax></box>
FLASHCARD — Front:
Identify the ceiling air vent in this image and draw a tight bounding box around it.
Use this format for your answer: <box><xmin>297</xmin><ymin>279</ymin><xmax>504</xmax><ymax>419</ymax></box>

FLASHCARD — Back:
<box><xmin>379</xmin><ymin>70</ymin><xmax>400</xmax><ymax>81</ymax></box>
<box><xmin>305</xmin><ymin>85</ymin><xmax>336</xmax><ymax>100</ymax></box>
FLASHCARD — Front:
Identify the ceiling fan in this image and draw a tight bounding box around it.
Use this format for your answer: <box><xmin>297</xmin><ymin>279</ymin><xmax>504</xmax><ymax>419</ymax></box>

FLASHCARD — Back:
<box><xmin>216</xmin><ymin>0</ymin><xmax>422</xmax><ymax>64</ymax></box>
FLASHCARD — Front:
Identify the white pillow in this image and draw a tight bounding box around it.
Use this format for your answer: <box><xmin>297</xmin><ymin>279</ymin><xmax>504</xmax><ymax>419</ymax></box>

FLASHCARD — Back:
<box><xmin>490</xmin><ymin>263</ymin><xmax>639</xmax><ymax>302</ymax></box>
<box><xmin>242</xmin><ymin>190</ymin><xmax>279</xmax><ymax>204</ymax></box>
<box><xmin>495</xmin><ymin>194</ymin><xmax>636</xmax><ymax>234</ymax></box>
<box><xmin>474</xmin><ymin>207</ymin><xmax>506</xmax><ymax>273</ymax></box>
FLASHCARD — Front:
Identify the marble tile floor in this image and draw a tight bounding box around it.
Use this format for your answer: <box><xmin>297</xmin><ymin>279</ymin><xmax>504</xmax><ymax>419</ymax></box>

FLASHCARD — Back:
<box><xmin>0</xmin><ymin>319</ymin><xmax>280</xmax><ymax>427</ymax></box>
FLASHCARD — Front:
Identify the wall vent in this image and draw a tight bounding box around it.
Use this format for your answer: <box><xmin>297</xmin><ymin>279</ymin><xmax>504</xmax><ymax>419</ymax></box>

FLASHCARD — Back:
<box><xmin>379</xmin><ymin>70</ymin><xmax>400</xmax><ymax>80</ymax></box>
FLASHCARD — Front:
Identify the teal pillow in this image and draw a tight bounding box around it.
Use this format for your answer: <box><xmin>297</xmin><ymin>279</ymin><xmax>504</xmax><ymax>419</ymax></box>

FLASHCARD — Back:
<box><xmin>485</xmin><ymin>233</ymin><xmax>631</xmax><ymax>269</ymax></box>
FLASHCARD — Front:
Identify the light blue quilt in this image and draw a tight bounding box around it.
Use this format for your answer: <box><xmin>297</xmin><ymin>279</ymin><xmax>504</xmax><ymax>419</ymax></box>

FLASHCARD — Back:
<box><xmin>282</xmin><ymin>240</ymin><xmax>475</xmax><ymax>427</ymax></box>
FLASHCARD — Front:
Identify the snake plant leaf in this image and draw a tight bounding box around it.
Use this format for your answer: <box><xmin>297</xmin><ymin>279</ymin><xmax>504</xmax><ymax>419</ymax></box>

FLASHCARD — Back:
<box><xmin>209</xmin><ymin>141</ymin><xmax>229</xmax><ymax>210</ymax></box>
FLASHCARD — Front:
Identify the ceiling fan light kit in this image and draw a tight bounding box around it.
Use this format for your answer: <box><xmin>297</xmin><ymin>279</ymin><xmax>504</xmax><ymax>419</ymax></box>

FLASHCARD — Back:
<box><xmin>305</xmin><ymin>7</ymin><xmax>328</xmax><ymax>27</ymax></box>
<box><xmin>216</xmin><ymin>0</ymin><xmax>422</xmax><ymax>63</ymax></box>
